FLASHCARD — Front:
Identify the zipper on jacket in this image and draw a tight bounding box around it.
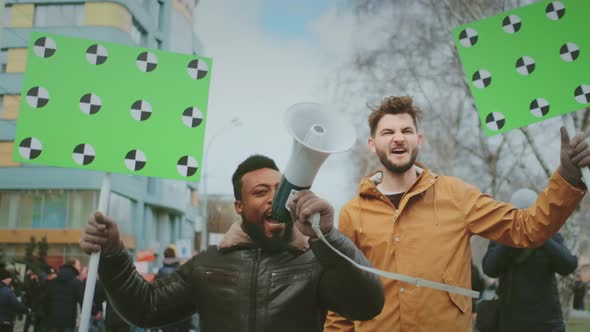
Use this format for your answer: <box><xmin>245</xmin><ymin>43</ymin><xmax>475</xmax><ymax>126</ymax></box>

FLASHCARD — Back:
<box><xmin>249</xmin><ymin>248</ymin><xmax>262</xmax><ymax>332</ymax></box>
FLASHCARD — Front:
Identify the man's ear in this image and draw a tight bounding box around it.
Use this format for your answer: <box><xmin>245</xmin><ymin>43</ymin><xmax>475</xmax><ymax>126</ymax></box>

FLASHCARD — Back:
<box><xmin>234</xmin><ymin>200</ymin><xmax>243</xmax><ymax>214</ymax></box>
<box><xmin>368</xmin><ymin>136</ymin><xmax>377</xmax><ymax>153</ymax></box>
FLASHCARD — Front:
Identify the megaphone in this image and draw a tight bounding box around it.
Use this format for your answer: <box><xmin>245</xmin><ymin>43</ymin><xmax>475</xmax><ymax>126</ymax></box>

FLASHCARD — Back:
<box><xmin>271</xmin><ymin>102</ymin><xmax>356</xmax><ymax>223</ymax></box>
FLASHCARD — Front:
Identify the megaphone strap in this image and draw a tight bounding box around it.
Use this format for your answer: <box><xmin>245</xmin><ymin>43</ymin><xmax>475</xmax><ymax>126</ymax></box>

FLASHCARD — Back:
<box><xmin>310</xmin><ymin>214</ymin><xmax>480</xmax><ymax>299</ymax></box>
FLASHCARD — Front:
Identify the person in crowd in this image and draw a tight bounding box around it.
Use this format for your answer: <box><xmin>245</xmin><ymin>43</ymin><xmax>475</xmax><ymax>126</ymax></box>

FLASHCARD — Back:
<box><xmin>482</xmin><ymin>188</ymin><xmax>578</xmax><ymax>331</ymax></box>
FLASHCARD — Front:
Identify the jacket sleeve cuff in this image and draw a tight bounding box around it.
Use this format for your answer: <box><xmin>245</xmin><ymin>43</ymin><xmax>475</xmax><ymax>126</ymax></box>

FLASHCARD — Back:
<box><xmin>554</xmin><ymin>169</ymin><xmax>587</xmax><ymax>194</ymax></box>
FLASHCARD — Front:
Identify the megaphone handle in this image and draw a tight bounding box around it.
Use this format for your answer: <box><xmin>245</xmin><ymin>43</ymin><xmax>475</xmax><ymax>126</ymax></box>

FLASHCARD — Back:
<box><xmin>310</xmin><ymin>213</ymin><xmax>321</xmax><ymax>229</ymax></box>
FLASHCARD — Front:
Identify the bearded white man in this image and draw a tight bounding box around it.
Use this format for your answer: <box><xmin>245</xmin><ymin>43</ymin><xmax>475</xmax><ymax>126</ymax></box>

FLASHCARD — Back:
<box><xmin>80</xmin><ymin>155</ymin><xmax>384</xmax><ymax>332</ymax></box>
<box><xmin>324</xmin><ymin>96</ymin><xmax>590</xmax><ymax>332</ymax></box>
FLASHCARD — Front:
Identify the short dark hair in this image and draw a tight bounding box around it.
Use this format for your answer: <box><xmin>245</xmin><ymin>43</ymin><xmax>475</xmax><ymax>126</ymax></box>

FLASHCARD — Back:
<box><xmin>232</xmin><ymin>155</ymin><xmax>279</xmax><ymax>200</ymax></box>
<box><xmin>164</xmin><ymin>247</ymin><xmax>175</xmax><ymax>258</ymax></box>
<box><xmin>368</xmin><ymin>96</ymin><xmax>423</xmax><ymax>137</ymax></box>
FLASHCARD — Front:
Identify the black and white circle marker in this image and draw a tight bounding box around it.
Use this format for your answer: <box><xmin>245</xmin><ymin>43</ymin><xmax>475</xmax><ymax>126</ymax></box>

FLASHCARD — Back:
<box><xmin>560</xmin><ymin>43</ymin><xmax>580</xmax><ymax>62</ymax></box>
<box><xmin>459</xmin><ymin>28</ymin><xmax>478</xmax><ymax>48</ymax></box>
<box><xmin>546</xmin><ymin>2</ymin><xmax>565</xmax><ymax>21</ymax></box>
<box><xmin>472</xmin><ymin>70</ymin><xmax>492</xmax><ymax>89</ymax></box>
<box><xmin>177</xmin><ymin>155</ymin><xmax>198</xmax><ymax>177</ymax></box>
<box><xmin>530</xmin><ymin>98</ymin><xmax>550</xmax><ymax>118</ymax></box>
<box><xmin>485</xmin><ymin>112</ymin><xmax>506</xmax><ymax>131</ymax></box>
<box><xmin>502</xmin><ymin>15</ymin><xmax>522</xmax><ymax>34</ymax></box>
<box><xmin>26</xmin><ymin>87</ymin><xmax>50</xmax><ymax>108</ymax></box>
<box><xmin>182</xmin><ymin>107</ymin><xmax>204</xmax><ymax>128</ymax></box>
<box><xmin>516</xmin><ymin>56</ymin><xmax>536</xmax><ymax>75</ymax></box>
<box><xmin>187</xmin><ymin>59</ymin><xmax>209</xmax><ymax>79</ymax></box>
<box><xmin>86</xmin><ymin>44</ymin><xmax>108</xmax><ymax>65</ymax></box>
<box><xmin>130</xmin><ymin>100</ymin><xmax>153</xmax><ymax>121</ymax></box>
<box><xmin>79</xmin><ymin>93</ymin><xmax>102</xmax><ymax>115</ymax></box>
<box><xmin>575</xmin><ymin>85</ymin><xmax>590</xmax><ymax>104</ymax></box>
<box><xmin>125</xmin><ymin>149</ymin><xmax>147</xmax><ymax>171</ymax></box>
<box><xmin>19</xmin><ymin>137</ymin><xmax>43</xmax><ymax>160</ymax></box>
<box><xmin>33</xmin><ymin>37</ymin><xmax>56</xmax><ymax>58</ymax></box>
<box><xmin>72</xmin><ymin>143</ymin><xmax>96</xmax><ymax>166</ymax></box>
<box><xmin>136</xmin><ymin>52</ymin><xmax>158</xmax><ymax>72</ymax></box>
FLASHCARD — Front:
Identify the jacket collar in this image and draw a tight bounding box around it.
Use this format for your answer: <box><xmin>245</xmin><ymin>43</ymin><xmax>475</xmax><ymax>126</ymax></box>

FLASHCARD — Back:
<box><xmin>218</xmin><ymin>221</ymin><xmax>309</xmax><ymax>252</ymax></box>
<box><xmin>359</xmin><ymin>162</ymin><xmax>437</xmax><ymax>199</ymax></box>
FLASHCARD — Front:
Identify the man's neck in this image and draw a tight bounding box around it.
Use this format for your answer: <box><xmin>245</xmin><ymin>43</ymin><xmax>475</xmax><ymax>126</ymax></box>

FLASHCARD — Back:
<box><xmin>379</xmin><ymin>166</ymin><xmax>419</xmax><ymax>193</ymax></box>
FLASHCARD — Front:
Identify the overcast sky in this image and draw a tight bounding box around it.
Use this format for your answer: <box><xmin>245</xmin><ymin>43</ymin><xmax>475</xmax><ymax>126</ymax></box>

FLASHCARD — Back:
<box><xmin>193</xmin><ymin>0</ymin><xmax>361</xmax><ymax>212</ymax></box>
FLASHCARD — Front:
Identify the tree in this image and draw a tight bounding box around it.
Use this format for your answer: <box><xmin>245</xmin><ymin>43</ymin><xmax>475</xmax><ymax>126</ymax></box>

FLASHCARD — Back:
<box><xmin>25</xmin><ymin>236</ymin><xmax>36</xmax><ymax>267</ymax></box>
<box><xmin>37</xmin><ymin>236</ymin><xmax>49</xmax><ymax>262</ymax></box>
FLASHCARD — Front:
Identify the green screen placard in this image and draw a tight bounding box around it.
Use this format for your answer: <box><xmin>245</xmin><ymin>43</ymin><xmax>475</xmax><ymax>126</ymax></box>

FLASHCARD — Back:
<box><xmin>453</xmin><ymin>0</ymin><xmax>589</xmax><ymax>136</ymax></box>
<box><xmin>13</xmin><ymin>32</ymin><xmax>212</xmax><ymax>181</ymax></box>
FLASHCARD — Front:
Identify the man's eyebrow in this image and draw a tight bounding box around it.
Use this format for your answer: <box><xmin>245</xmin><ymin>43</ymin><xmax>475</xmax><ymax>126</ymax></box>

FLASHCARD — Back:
<box><xmin>250</xmin><ymin>183</ymin><xmax>271</xmax><ymax>191</ymax></box>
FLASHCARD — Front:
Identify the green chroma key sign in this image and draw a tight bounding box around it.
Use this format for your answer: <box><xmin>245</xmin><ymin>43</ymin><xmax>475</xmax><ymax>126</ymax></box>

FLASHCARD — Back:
<box><xmin>13</xmin><ymin>32</ymin><xmax>212</xmax><ymax>181</ymax></box>
<box><xmin>453</xmin><ymin>0</ymin><xmax>589</xmax><ymax>136</ymax></box>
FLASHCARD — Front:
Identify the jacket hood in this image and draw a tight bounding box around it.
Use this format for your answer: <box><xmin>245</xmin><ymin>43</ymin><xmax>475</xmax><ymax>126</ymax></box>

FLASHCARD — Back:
<box><xmin>218</xmin><ymin>222</ymin><xmax>309</xmax><ymax>252</ymax></box>
<box><xmin>162</xmin><ymin>257</ymin><xmax>181</xmax><ymax>267</ymax></box>
<box><xmin>358</xmin><ymin>163</ymin><xmax>437</xmax><ymax>199</ymax></box>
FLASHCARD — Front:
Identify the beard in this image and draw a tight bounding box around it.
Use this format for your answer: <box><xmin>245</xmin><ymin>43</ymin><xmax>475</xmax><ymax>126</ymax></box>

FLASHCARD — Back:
<box><xmin>241</xmin><ymin>218</ymin><xmax>293</xmax><ymax>253</ymax></box>
<box><xmin>376</xmin><ymin>146</ymin><xmax>419</xmax><ymax>174</ymax></box>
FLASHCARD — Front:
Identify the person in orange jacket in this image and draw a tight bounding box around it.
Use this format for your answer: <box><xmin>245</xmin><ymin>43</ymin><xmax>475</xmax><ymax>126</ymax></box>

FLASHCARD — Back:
<box><xmin>324</xmin><ymin>96</ymin><xmax>589</xmax><ymax>332</ymax></box>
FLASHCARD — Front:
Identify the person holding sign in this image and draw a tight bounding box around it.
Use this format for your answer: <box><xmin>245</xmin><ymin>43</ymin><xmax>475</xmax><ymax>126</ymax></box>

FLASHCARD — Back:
<box><xmin>324</xmin><ymin>96</ymin><xmax>588</xmax><ymax>332</ymax></box>
<box><xmin>80</xmin><ymin>155</ymin><xmax>384</xmax><ymax>332</ymax></box>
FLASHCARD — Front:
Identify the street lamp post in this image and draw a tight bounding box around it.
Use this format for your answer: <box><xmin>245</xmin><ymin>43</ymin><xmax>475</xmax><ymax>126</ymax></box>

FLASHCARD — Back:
<box><xmin>200</xmin><ymin>117</ymin><xmax>242</xmax><ymax>251</ymax></box>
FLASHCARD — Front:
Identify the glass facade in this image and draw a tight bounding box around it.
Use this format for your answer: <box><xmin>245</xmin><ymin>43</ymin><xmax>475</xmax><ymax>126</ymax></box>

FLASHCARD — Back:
<box><xmin>3</xmin><ymin>5</ymin><xmax>10</xmax><ymax>27</ymax></box>
<box><xmin>0</xmin><ymin>190</ymin><xmax>96</xmax><ymax>229</ymax></box>
<box><xmin>0</xmin><ymin>49</ymin><xmax>7</xmax><ymax>73</ymax></box>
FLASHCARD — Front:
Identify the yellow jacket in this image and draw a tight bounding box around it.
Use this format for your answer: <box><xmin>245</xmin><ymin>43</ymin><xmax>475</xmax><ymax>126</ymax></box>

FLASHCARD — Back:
<box><xmin>325</xmin><ymin>164</ymin><xmax>585</xmax><ymax>332</ymax></box>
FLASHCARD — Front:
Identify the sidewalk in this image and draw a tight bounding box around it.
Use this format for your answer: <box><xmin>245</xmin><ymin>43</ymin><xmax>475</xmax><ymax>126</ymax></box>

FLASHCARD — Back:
<box><xmin>571</xmin><ymin>309</ymin><xmax>590</xmax><ymax>320</ymax></box>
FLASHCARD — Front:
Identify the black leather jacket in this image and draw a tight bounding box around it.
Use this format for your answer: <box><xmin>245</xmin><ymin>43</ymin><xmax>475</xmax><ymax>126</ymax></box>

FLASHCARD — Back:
<box><xmin>99</xmin><ymin>225</ymin><xmax>384</xmax><ymax>332</ymax></box>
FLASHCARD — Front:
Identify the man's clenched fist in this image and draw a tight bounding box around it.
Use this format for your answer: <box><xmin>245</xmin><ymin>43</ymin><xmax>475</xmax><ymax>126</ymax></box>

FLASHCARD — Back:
<box><xmin>80</xmin><ymin>212</ymin><xmax>124</xmax><ymax>255</ymax></box>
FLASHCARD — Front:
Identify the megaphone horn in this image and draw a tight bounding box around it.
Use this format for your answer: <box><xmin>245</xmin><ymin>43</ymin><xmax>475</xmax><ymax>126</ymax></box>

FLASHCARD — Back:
<box><xmin>271</xmin><ymin>102</ymin><xmax>356</xmax><ymax>223</ymax></box>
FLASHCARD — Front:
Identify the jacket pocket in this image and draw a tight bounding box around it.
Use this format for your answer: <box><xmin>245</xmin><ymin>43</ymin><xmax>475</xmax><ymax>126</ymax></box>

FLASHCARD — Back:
<box><xmin>271</xmin><ymin>268</ymin><xmax>312</xmax><ymax>287</ymax></box>
<box><xmin>442</xmin><ymin>272</ymin><xmax>469</xmax><ymax>313</ymax></box>
<box><xmin>205</xmin><ymin>269</ymin><xmax>239</xmax><ymax>284</ymax></box>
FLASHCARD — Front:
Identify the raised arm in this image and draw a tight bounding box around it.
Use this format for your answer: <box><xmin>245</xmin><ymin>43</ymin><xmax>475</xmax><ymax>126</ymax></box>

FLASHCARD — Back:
<box><xmin>466</xmin><ymin>128</ymin><xmax>588</xmax><ymax>247</ymax></box>
<box><xmin>311</xmin><ymin>228</ymin><xmax>384</xmax><ymax>321</ymax></box>
<box><xmin>80</xmin><ymin>212</ymin><xmax>198</xmax><ymax>328</ymax></box>
<box><xmin>323</xmin><ymin>208</ymin><xmax>359</xmax><ymax>332</ymax></box>
<box><xmin>288</xmin><ymin>191</ymin><xmax>384</xmax><ymax>322</ymax></box>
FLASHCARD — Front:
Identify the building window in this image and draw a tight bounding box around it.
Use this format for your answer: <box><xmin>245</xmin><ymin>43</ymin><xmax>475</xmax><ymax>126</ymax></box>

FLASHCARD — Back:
<box><xmin>0</xmin><ymin>192</ymin><xmax>9</xmax><ymax>228</ymax></box>
<box><xmin>3</xmin><ymin>6</ymin><xmax>11</xmax><ymax>27</ymax></box>
<box><xmin>32</xmin><ymin>191</ymin><xmax>68</xmax><ymax>229</ymax></box>
<box><xmin>34</xmin><ymin>4</ymin><xmax>84</xmax><ymax>27</ymax></box>
<box><xmin>0</xmin><ymin>49</ymin><xmax>7</xmax><ymax>73</ymax></box>
<box><xmin>67</xmin><ymin>191</ymin><xmax>96</xmax><ymax>229</ymax></box>
<box><xmin>169</xmin><ymin>7</ymin><xmax>193</xmax><ymax>53</ymax></box>
<box><xmin>157</xmin><ymin>1</ymin><xmax>165</xmax><ymax>31</ymax></box>
<box><xmin>108</xmin><ymin>192</ymin><xmax>133</xmax><ymax>234</ymax></box>
<box><xmin>130</xmin><ymin>21</ymin><xmax>146</xmax><ymax>46</ymax></box>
